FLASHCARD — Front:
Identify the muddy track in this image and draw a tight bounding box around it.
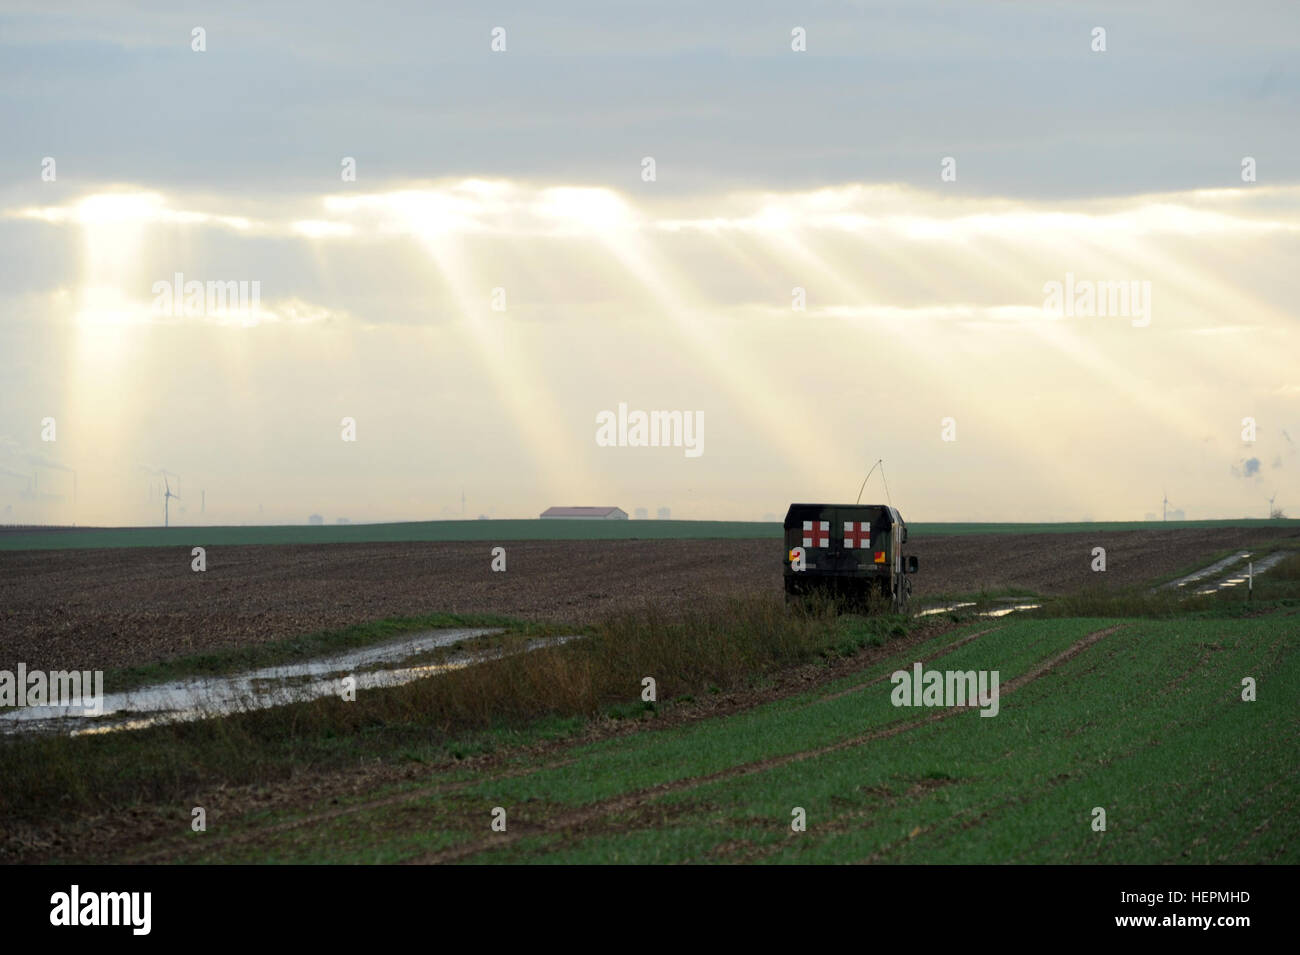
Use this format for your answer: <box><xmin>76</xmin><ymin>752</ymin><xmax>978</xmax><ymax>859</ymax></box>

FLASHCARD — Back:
<box><xmin>410</xmin><ymin>625</ymin><xmax>1123</xmax><ymax>864</ymax></box>
<box><xmin>813</xmin><ymin>626</ymin><xmax>998</xmax><ymax>705</ymax></box>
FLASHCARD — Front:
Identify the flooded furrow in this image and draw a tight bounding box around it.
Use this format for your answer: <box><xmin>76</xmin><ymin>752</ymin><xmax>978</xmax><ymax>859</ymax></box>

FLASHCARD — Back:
<box><xmin>1160</xmin><ymin>551</ymin><xmax>1251</xmax><ymax>590</ymax></box>
<box><xmin>1</xmin><ymin>628</ymin><xmax>579</xmax><ymax>737</ymax></box>
<box><xmin>1189</xmin><ymin>550</ymin><xmax>1289</xmax><ymax>595</ymax></box>
<box><xmin>1160</xmin><ymin>549</ymin><xmax>1289</xmax><ymax>595</ymax></box>
<box><xmin>915</xmin><ymin>601</ymin><xmax>1041</xmax><ymax>619</ymax></box>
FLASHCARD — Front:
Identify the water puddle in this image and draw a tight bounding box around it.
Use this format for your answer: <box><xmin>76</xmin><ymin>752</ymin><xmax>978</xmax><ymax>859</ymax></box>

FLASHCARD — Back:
<box><xmin>1161</xmin><ymin>551</ymin><xmax>1251</xmax><ymax>590</ymax></box>
<box><xmin>0</xmin><ymin>628</ymin><xmax>578</xmax><ymax>737</ymax></box>
<box><xmin>916</xmin><ymin>602</ymin><xmax>977</xmax><ymax>617</ymax></box>
<box><xmin>979</xmin><ymin>603</ymin><xmax>1042</xmax><ymax>617</ymax></box>
<box><xmin>1189</xmin><ymin>550</ymin><xmax>1289</xmax><ymax>595</ymax></box>
<box><xmin>1159</xmin><ymin>550</ymin><xmax>1288</xmax><ymax>595</ymax></box>
<box><xmin>915</xmin><ymin>601</ymin><xmax>1040</xmax><ymax>619</ymax></box>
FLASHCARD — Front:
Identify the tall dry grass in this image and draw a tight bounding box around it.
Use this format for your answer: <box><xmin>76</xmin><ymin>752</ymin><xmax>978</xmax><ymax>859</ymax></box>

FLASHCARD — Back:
<box><xmin>1</xmin><ymin>591</ymin><xmax>845</xmax><ymax>826</ymax></box>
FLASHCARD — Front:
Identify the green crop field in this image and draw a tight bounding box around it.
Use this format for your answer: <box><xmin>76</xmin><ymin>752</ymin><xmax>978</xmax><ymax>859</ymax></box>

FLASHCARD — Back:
<box><xmin>5</xmin><ymin>550</ymin><xmax>1298</xmax><ymax>865</ymax></box>
<box><xmin>51</xmin><ymin>609</ymin><xmax>1293</xmax><ymax>865</ymax></box>
<box><xmin>1</xmin><ymin>517</ymin><xmax>1294</xmax><ymax>551</ymax></box>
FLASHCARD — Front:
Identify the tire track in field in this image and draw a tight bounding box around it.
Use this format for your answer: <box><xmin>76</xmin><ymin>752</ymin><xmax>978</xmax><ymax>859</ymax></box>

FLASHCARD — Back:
<box><xmin>1232</xmin><ymin>767</ymin><xmax>1300</xmax><ymax>861</ymax></box>
<box><xmin>814</xmin><ymin>626</ymin><xmax>1000</xmax><ymax>704</ymax></box>
<box><xmin>1012</xmin><ymin>634</ymin><xmax>1289</xmax><ymax>864</ymax></box>
<box><xmin>411</xmin><ymin>625</ymin><xmax>1123</xmax><ymax>864</ymax></box>
<box><xmin>734</xmin><ymin>623</ymin><xmax>1131</xmax><ymax>865</ymax></box>
<box><xmin>128</xmin><ymin>621</ymin><xmax>998</xmax><ymax>862</ymax></box>
<box><xmin>124</xmin><ymin>758</ymin><xmax>583</xmax><ymax>864</ymax></box>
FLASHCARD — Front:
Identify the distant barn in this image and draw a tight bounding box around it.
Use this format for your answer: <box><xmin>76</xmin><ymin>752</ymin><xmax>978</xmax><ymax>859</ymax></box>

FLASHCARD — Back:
<box><xmin>540</xmin><ymin>506</ymin><xmax>628</xmax><ymax>520</ymax></box>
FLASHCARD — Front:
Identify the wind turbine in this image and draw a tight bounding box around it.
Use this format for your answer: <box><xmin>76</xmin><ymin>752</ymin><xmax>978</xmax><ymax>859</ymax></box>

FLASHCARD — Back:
<box><xmin>163</xmin><ymin>476</ymin><xmax>180</xmax><ymax>528</ymax></box>
<box><xmin>1268</xmin><ymin>492</ymin><xmax>1277</xmax><ymax>519</ymax></box>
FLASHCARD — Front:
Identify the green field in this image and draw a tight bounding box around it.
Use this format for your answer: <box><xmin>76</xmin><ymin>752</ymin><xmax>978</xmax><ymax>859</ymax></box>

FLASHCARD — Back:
<box><xmin>103</xmin><ymin>612</ymin><xmax>1297</xmax><ymax>864</ymax></box>
<box><xmin>11</xmin><ymin>598</ymin><xmax>1292</xmax><ymax>865</ymax></box>
<box><xmin>5</xmin><ymin>553</ymin><xmax>1297</xmax><ymax>864</ymax></box>
<box><xmin>1</xmin><ymin>517</ymin><xmax>1294</xmax><ymax>551</ymax></box>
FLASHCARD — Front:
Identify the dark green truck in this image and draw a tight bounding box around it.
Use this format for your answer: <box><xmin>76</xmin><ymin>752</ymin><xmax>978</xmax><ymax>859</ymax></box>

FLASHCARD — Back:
<box><xmin>783</xmin><ymin>503</ymin><xmax>918</xmax><ymax>611</ymax></box>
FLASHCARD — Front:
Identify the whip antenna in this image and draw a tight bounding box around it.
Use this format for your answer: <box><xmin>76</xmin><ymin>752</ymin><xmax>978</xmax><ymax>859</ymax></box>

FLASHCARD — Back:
<box><xmin>855</xmin><ymin>459</ymin><xmax>883</xmax><ymax>505</ymax></box>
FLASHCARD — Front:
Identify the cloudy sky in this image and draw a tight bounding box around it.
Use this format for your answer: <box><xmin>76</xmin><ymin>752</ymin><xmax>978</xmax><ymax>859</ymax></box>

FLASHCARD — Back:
<box><xmin>2</xmin><ymin>1</ymin><xmax>1298</xmax><ymax>525</ymax></box>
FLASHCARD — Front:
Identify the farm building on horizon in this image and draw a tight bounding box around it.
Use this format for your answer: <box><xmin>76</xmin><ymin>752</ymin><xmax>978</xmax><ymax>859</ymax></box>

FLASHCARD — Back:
<box><xmin>540</xmin><ymin>506</ymin><xmax>628</xmax><ymax>520</ymax></box>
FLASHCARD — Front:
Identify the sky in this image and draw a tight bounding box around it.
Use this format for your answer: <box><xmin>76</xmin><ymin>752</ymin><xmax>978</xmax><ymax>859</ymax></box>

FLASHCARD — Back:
<box><xmin>1</xmin><ymin>1</ymin><xmax>1298</xmax><ymax>525</ymax></box>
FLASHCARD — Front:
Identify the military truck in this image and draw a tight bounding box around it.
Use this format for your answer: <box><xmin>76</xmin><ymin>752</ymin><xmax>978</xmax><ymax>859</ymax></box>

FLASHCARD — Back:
<box><xmin>783</xmin><ymin>503</ymin><xmax>918</xmax><ymax>612</ymax></box>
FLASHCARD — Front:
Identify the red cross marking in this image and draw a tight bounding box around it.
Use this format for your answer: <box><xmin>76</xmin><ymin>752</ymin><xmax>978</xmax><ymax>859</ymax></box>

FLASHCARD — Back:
<box><xmin>802</xmin><ymin>520</ymin><xmax>829</xmax><ymax>548</ymax></box>
<box><xmin>843</xmin><ymin>521</ymin><xmax>871</xmax><ymax>549</ymax></box>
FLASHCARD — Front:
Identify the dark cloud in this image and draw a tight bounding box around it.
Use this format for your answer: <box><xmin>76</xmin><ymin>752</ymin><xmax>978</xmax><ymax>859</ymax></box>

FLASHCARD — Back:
<box><xmin>2</xmin><ymin>1</ymin><xmax>1298</xmax><ymax>199</ymax></box>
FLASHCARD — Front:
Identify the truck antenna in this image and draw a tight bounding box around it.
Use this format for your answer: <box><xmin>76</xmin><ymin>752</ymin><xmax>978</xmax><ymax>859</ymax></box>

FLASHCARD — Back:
<box><xmin>855</xmin><ymin>458</ymin><xmax>893</xmax><ymax>506</ymax></box>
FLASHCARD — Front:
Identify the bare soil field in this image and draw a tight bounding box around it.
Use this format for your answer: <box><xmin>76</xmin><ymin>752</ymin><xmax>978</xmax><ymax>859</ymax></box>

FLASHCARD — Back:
<box><xmin>2</xmin><ymin>526</ymin><xmax>1296</xmax><ymax>673</ymax></box>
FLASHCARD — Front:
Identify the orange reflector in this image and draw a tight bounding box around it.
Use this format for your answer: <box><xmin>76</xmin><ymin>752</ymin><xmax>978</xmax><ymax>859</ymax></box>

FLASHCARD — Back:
<box><xmin>874</xmin><ymin>551</ymin><xmax>886</xmax><ymax>563</ymax></box>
